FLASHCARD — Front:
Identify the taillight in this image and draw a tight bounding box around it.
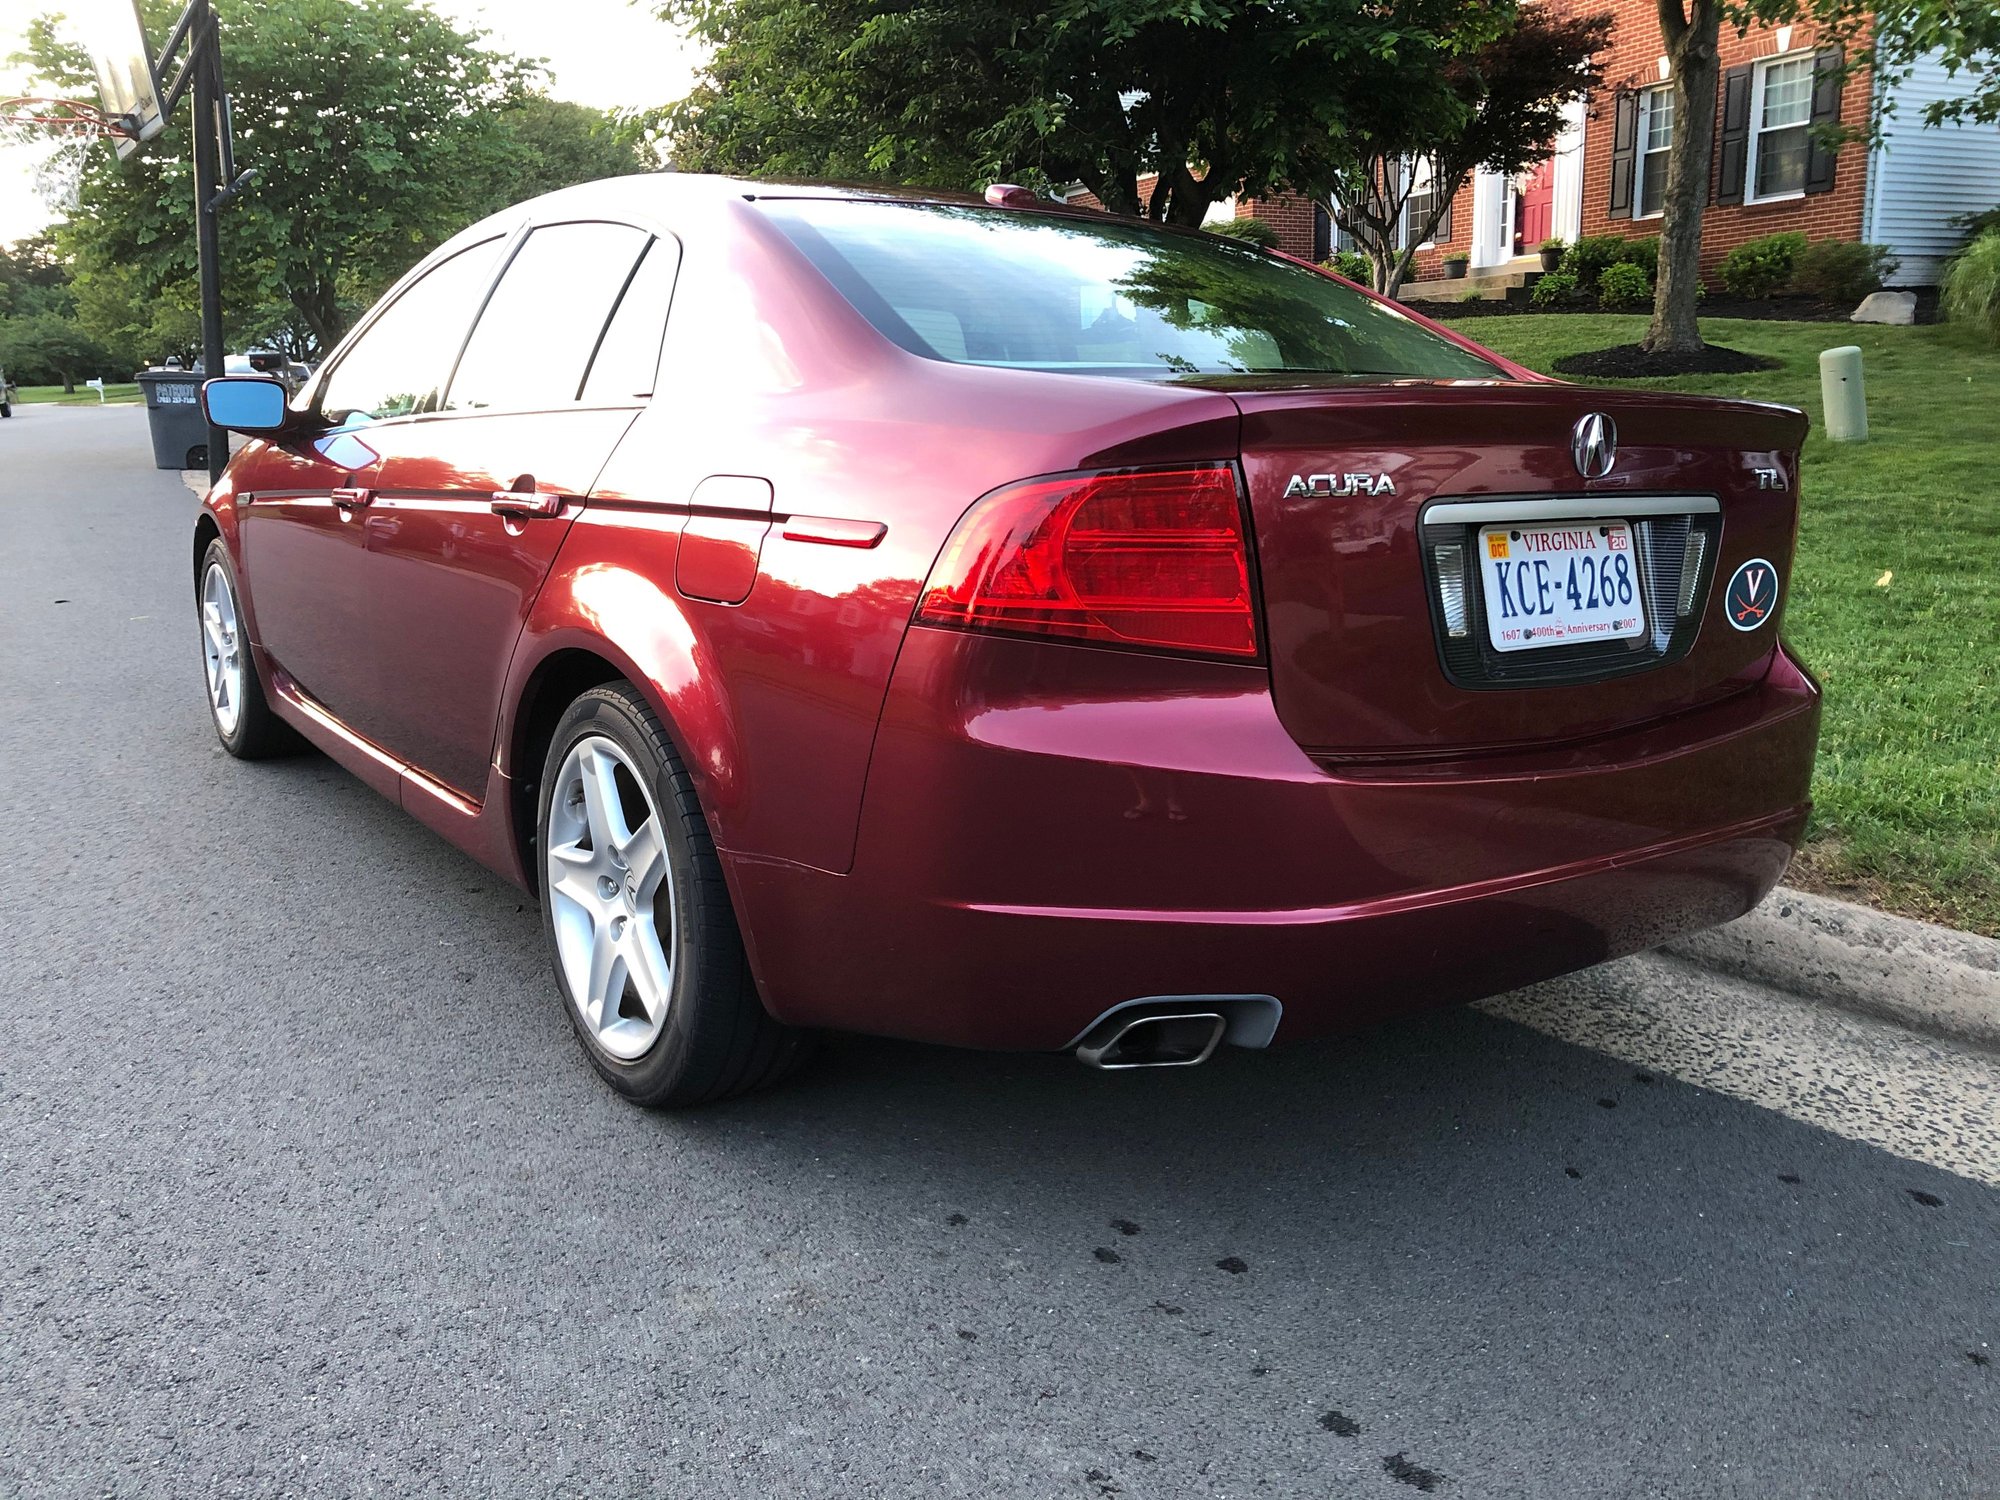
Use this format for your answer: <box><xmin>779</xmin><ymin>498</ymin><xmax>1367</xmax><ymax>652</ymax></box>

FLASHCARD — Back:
<box><xmin>915</xmin><ymin>466</ymin><xmax>1259</xmax><ymax>660</ymax></box>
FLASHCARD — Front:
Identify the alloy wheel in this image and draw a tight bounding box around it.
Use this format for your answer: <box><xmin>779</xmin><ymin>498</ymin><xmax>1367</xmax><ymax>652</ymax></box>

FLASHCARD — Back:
<box><xmin>544</xmin><ymin>735</ymin><xmax>676</xmax><ymax>1060</ymax></box>
<box><xmin>200</xmin><ymin>562</ymin><xmax>244</xmax><ymax>736</ymax></box>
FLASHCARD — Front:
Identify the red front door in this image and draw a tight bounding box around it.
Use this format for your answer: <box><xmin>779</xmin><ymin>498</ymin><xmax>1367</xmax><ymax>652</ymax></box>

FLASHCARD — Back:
<box><xmin>1516</xmin><ymin>158</ymin><xmax>1555</xmax><ymax>253</ymax></box>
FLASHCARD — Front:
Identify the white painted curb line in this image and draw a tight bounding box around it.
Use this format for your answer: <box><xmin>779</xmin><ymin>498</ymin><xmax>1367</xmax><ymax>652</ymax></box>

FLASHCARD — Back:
<box><xmin>1664</xmin><ymin>886</ymin><xmax>2000</xmax><ymax>1050</ymax></box>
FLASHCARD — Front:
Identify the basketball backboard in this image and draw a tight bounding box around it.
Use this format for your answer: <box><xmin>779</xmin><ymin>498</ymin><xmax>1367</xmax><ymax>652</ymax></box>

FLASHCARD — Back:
<box><xmin>79</xmin><ymin>0</ymin><xmax>165</xmax><ymax>159</ymax></box>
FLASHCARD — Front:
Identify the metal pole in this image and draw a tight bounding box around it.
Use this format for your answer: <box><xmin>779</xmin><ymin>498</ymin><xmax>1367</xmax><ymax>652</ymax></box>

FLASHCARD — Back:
<box><xmin>188</xmin><ymin>0</ymin><xmax>227</xmax><ymax>482</ymax></box>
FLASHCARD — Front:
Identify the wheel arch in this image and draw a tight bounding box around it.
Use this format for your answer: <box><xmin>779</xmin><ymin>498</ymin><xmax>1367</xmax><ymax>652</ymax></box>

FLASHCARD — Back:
<box><xmin>192</xmin><ymin>511</ymin><xmax>222</xmax><ymax>584</ymax></box>
<box><xmin>501</xmin><ymin>626</ymin><xmax>745</xmax><ymax>898</ymax></box>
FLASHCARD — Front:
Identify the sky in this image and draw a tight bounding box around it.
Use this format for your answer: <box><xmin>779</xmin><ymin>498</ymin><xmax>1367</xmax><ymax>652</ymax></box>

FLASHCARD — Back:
<box><xmin>0</xmin><ymin>0</ymin><xmax>705</xmax><ymax>245</ymax></box>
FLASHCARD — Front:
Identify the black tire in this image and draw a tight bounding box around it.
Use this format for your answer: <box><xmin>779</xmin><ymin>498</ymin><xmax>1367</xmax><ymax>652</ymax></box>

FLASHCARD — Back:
<box><xmin>197</xmin><ymin>539</ymin><xmax>301</xmax><ymax>758</ymax></box>
<box><xmin>1</xmin><ymin>401</ymin><xmax>12</xmax><ymax>418</ymax></box>
<box><xmin>536</xmin><ymin>684</ymin><xmax>811</xmax><ymax>1107</ymax></box>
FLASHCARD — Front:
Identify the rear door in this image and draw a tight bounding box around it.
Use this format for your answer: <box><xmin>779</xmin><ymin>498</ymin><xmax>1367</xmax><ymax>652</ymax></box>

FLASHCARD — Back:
<box><xmin>352</xmin><ymin>222</ymin><xmax>678</xmax><ymax>797</ymax></box>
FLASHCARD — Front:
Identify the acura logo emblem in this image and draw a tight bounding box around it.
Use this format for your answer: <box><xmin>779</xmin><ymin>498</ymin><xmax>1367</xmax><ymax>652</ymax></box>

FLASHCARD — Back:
<box><xmin>1572</xmin><ymin>412</ymin><xmax>1617</xmax><ymax>479</ymax></box>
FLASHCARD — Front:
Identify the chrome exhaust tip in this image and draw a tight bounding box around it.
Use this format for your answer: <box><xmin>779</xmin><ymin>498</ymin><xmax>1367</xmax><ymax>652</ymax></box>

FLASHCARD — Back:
<box><xmin>1075</xmin><ymin>1011</ymin><xmax>1227</xmax><ymax>1070</ymax></box>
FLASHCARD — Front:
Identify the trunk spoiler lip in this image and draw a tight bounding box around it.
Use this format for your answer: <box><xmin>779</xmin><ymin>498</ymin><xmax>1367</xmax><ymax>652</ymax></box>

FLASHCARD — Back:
<box><xmin>1207</xmin><ymin>374</ymin><xmax>1808</xmax><ymax>435</ymax></box>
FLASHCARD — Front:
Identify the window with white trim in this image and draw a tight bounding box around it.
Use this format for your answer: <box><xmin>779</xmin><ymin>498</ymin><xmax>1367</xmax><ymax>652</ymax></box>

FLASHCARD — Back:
<box><xmin>1635</xmin><ymin>86</ymin><xmax>1673</xmax><ymax>218</ymax></box>
<box><xmin>1402</xmin><ymin>161</ymin><xmax>1442</xmax><ymax>250</ymax></box>
<box><xmin>1749</xmin><ymin>54</ymin><xmax>1813</xmax><ymax>201</ymax></box>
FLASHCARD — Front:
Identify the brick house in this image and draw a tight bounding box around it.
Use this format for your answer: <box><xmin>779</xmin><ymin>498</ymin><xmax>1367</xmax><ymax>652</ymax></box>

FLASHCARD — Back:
<box><xmin>1219</xmin><ymin>2</ymin><xmax>2000</xmax><ymax>291</ymax></box>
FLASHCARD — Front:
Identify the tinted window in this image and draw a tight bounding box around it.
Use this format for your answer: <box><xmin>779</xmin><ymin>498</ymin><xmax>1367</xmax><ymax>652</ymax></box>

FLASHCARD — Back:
<box><xmin>318</xmin><ymin>238</ymin><xmax>503</xmax><ymax>423</ymax></box>
<box><xmin>580</xmin><ymin>235</ymin><xmax>680</xmax><ymax>403</ymax></box>
<box><xmin>447</xmin><ymin>222</ymin><xmax>650</xmax><ymax>412</ymax></box>
<box><xmin>763</xmin><ymin>200</ymin><xmax>1502</xmax><ymax>380</ymax></box>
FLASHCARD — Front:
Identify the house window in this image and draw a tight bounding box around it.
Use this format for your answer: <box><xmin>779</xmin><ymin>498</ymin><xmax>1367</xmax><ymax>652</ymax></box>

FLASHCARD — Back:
<box><xmin>1403</xmin><ymin>163</ymin><xmax>1443</xmax><ymax>250</ymax></box>
<box><xmin>1749</xmin><ymin>54</ymin><xmax>1813</xmax><ymax>200</ymax></box>
<box><xmin>1636</xmin><ymin>86</ymin><xmax>1673</xmax><ymax>217</ymax></box>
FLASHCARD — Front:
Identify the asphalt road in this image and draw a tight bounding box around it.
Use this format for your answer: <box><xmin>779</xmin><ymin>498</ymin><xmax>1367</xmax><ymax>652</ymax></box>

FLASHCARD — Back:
<box><xmin>3</xmin><ymin>403</ymin><xmax>1996</xmax><ymax>1499</ymax></box>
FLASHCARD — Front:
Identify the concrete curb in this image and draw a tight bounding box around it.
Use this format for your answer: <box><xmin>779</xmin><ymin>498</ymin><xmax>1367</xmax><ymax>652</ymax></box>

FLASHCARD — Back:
<box><xmin>1663</xmin><ymin>886</ymin><xmax>2000</xmax><ymax>1051</ymax></box>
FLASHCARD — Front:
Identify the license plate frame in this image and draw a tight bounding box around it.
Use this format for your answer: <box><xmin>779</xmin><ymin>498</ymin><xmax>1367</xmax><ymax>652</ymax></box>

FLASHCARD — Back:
<box><xmin>1477</xmin><ymin>519</ymin><xmax>1646</xmax><ymax>653</ymax></box>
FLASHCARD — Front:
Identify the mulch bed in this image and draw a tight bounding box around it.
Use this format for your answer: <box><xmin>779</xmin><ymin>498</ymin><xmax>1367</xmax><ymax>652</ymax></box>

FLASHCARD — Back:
<box><xmin>1407</xmin><ymin>290</ymin><xmax>1939</xmax><ymax>324</ymax></box>
<box><xmin>1550</xmin><ymin>343</ymin><xmax>1783</xmax><ymax>378</ymax></box>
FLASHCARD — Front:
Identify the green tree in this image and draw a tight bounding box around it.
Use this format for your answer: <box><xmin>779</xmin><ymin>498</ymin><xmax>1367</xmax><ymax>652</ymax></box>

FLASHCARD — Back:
<box><xmin>661</xmin><ymin>0</ymin><xmax>1486</xmax><ymax>228</ymax></box>
<box><xmin>67</xmin><ymin>258</ymin><xmax>202</xmax><ymax>371</ymax></box>
<box><xmin>1646</xmin><ymin>0</ymin><xmax>2000</xmax><ymax>354</ymax></box>
<box><xmin>1313</xmin><ymin>6</ymin><xmax>1612</xmax><ymax>297</ymax></box>
<box><xmin>0</xmin><ymin>310</ymin><xmax>109</xmax><ymax>390</ymax></box>
<box><xmin>20</xmin><ymin>0</ymin><xmax>539</xmax><ymax>358</ymax></box>
<box><xmin>0</xmin><ymin>233</ymin><xmax>74</xmax><ymax>319</ymax></box>
<box><xmin>481</xmin><ymin>96</ymin><xmax>651</xmax><ymax>211</ymax></box>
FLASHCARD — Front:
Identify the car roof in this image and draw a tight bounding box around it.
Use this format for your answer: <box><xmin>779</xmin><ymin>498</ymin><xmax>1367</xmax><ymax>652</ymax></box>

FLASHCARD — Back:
<box><xmin>427</xmin><ymin>172</ymin><xmax>1116</xmax><ymax>258</ymax></box>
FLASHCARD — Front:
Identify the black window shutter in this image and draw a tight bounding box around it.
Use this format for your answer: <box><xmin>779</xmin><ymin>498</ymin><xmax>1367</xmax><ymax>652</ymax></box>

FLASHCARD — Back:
<box><xmin>1805</xmin><ymin>46</ymin><xmax>1844</xmax><ymax>195</ymax></box>
<box><xmin>1438</xmin><ymin>187</ymin><xmax>1454</xmax><ymax>245</ymax></box>
<box><xmin>1608</xmin><ymin>91</ymin><xmax>1638</xmax><ymax>219</ymax></box>
<box><xmin>1312</xmin><ymin>202</ymin><xmax>1333</xmax><ymax>262</ymax></box>
<box><xmin>1717</xmin><ymin>65</ymin><xmax>1753</xmax><ymax>205</ymax></box>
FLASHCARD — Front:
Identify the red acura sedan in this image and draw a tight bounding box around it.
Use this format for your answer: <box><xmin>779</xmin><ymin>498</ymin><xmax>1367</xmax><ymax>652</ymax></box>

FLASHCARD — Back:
<box><xmin>194</xmin><ymin>175</ymin><xmax>1820</xmax><ymax>1106</ymax></box>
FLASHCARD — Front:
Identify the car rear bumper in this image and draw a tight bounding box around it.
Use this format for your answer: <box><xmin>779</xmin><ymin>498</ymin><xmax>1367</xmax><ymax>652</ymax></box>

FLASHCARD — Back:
<box><xmin>724</xmin><ymin>631</ymin><xmax>1821</xmax><ymax>1051</ymax></box>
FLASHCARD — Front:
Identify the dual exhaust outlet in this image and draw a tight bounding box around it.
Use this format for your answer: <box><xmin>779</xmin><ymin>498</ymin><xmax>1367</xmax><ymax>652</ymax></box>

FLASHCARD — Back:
<box><xmin>1071</xmin><ymin>996</ymin><xmax>1282</xmax><ymax>1070</ymax></box>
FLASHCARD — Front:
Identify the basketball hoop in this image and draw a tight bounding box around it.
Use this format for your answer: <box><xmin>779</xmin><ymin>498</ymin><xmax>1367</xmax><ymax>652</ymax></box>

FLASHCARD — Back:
<box><xmin>0</xmin><ymin>97</ymin><xmax>134</xmax><ymax>212</ymax></box>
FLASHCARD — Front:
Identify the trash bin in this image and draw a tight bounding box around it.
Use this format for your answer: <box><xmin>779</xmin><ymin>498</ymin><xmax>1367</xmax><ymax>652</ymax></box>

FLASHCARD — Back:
<box><xmin>135</xmin><ymin>367</ymin><xmax>211</xmax><ymax>470</ymax></box>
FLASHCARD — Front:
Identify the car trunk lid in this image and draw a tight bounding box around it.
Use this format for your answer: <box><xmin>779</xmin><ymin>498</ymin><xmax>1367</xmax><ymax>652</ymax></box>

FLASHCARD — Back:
<box><xmin>1224</xmin><ymin>380</ymin><xmax>1807</xmax><ymax>757</ymax></box>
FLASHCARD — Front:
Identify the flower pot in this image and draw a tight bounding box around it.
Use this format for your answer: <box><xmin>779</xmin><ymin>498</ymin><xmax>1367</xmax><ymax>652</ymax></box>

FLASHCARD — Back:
<box><xmin>1540</xmin><ymin>247</ymin><xmax>1564</xmax><ymax>273</ymax></box>
<box><xmin>1443</xmin><ymin>260</ymin><xmax>1469</xmax><ymax>280</ymax></box>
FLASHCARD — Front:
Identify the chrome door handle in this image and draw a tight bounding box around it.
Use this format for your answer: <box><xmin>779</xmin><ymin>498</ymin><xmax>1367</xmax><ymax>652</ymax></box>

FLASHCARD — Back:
<box><xmin>491</xmin><ymin>489</ymin><xmax>563</xmax><ymax>518</ymax></box>
<box><xmin>331</xmin><ymin>486</ymin><xmax>372</xmax><ymax>511</ymax></box>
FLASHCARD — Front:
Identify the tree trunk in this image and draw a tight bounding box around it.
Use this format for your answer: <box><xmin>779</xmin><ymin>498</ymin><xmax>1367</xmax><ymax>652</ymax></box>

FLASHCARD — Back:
<box><xmin>1379</xmin><ymin>244</ymin><xmax>1420</xmax><ymax>300</ymax></box>
<box><xmin>1645</xmin><ymin>0</ymin><xmax>1721</xmax><ymax>354</ymax></box>
<box><xmin>292</xmin><ymin>277</ymin><xmax>347</xmax><ymax>357</ymax></box>
<box><xmin>62</xmin><ymin>374</ymin><xmax>77</xmax><ymax>394</ymax></box>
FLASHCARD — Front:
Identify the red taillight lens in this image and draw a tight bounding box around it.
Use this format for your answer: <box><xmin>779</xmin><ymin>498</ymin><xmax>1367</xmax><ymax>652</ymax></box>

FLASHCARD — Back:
<box><xmin>915</xmin><ymin>466</ymin><xmax>1259</xmax><ymax>660</ymax></box>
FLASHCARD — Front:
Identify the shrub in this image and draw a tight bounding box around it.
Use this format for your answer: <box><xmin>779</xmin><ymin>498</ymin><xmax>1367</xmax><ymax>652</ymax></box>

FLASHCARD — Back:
<box><xmin>1942</xmin><ymin>230</ymin><xmax>2000</xmax><ymax>343</ymax></box>
<box><xmin>1598</xmin><ymin>261</ymin><xmax>1653</xmax><ymax>310</ymax></box>
<box><xmin>1539</xmin><ymin>237</ymin><xmax>1567</xmax><ymax>255</ymax></box>
<box><xmin>1948</xmin><ymin>206</ymin><xmax>2000</xmax><ymax>243</ymax></box>
<box><xmin>1717</xmin><ymin>231</ymin><xmax>1808</xmax><ymax>297</ymax></box>
<box><xmin>1209</xmin><ymin>216</ymin><xmax>1280</xmax><ymax>248</ymax></box>
<box><xmin>1459</xmin><ymin>287</ymin><xmax>1487</xmax><ymax>302</ymax></box>
<box><xmin>1560</xmin><ymin>234</ymin><xmax>1633</xmax><ymax>295</ymax></box>
<box><xmin>1324</xmin><ymin>250</ymin><xmax>1372</xmax><ymax>283</ymax></box>
<box><xmin>1530</xmin><ymin>268</ymin><xmax>1578</xmax><ymax>307</ymax></box>
<box><xmin>1618</xmin><ymin>235</ymin><xmax>1660</xmax><ymax>270</ymax></box>
<box><xmin>1792</xmin><ymin>241</ymin><xmax>1900</xmax><ymax>303</ymax></box>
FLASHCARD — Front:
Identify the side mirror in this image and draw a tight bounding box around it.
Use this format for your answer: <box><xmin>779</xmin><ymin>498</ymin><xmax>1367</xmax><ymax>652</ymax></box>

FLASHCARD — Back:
<box><xmin>202</xmin><ymin>375</ymin><xmax>291</xmax><ymax>434</ymax></box>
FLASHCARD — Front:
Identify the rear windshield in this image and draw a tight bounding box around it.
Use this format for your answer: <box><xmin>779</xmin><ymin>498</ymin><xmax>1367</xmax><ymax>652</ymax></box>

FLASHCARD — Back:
<box><xmin>761</xmin><ymin>199</ymin><xmax>1503</xmax><ymax>381</ymax></box>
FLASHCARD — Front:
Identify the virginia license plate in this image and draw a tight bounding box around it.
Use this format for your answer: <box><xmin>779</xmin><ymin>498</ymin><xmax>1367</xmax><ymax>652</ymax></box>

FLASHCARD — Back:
<box><xmin>1478</xmin><ymin>520</ymin><xmax>1645</xmax><ymax>652</ymax></box>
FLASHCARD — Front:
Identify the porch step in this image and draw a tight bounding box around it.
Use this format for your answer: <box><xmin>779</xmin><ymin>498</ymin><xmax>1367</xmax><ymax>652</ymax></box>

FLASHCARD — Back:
<box><xmin>1399</xmin><ymin>266</ymin><xmax>1545</xmax><ymax>303</ymax></box>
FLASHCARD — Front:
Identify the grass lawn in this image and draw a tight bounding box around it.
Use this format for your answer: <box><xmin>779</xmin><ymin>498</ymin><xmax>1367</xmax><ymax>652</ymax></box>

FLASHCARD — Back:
<box><xmin>11</xmin><ymin>382</ymin><xmax>143</xmax><ymax>406</ymax></box>
<box><xmin>1467</xmin><ymin>315</ymin><xmax>1999</xmax><ymax>936</ymax></box>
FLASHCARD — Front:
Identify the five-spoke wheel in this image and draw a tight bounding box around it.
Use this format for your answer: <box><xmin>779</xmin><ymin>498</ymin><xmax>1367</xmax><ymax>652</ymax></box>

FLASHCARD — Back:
<box><xmin>545</xmin><ymin>736</ymin><xmax>676</xmax><ymax>1060</ymax></box>
<box><xmin>195</xmin><ymin>538</ymin><xmax>295</xmax><ymax>759</ymax></box>
<box><xmin>536</xmin><ymin>685</ymin><xmax>809</xmax><ymax>1106</ymax></box>
<box><xmin>200</xmin><ymin>559</ymin><xmax>245</xmax><ymax>737</ymax></box>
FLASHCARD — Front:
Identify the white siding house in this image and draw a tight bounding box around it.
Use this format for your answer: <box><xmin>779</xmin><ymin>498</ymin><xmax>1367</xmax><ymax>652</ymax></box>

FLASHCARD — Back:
<box><xmin>1864</xmin><ymin>50</ymin><xmax>2000</xmax><ymax>285</ymax></box>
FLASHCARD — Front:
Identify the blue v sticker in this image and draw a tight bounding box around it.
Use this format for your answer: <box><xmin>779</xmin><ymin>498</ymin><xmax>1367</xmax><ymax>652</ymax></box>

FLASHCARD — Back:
<box><xmin>1725</xmin><ymin>558</ymin><xmax>1779</xmax><ymax>631</ymax></box>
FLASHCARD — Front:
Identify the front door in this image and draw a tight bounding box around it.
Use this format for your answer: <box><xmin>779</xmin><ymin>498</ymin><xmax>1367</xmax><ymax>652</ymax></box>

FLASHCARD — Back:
<box><xmin>1515</xmin><ymin>158</ymin><xmax>1555</xmax><ymax>254</ymax></box>
<box><xmin>239</xmin><ymin>237</ymin><xmax>508</xmax><ymax>727</ymax></box>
